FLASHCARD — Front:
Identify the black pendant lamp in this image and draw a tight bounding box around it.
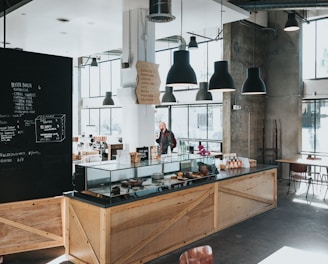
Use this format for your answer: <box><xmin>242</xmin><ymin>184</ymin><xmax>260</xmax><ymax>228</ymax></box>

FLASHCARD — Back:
<box><xmin>208</xmin><ymin>0</ymin><xmax>235</xmax><ymax>92</ymax></box>
<box><xmin>162</xmin><ymin>86</ymin><xmax>176</xmax><ymax>103</ymax></box>
<box><xmin>103</xmin><ymin>91</ymin><xmax>114</xmax><ymax>105</ymax></box>
<box><xmin>284</xmin><ymin>12</ymin><xmax>299</xmax><ymax>32</ymax></box>
<box><xmin>209</xmin><ymin>61</ymin><xmax>235</xmax><ymax>92</ymax></box>
<box><xmin>147</xmin><ymin>0</ymin><xmax>175</xmax><ymax>23</ymax></box>
<box><xmin>166</xmin><ymin>0</ymin><xmax>197</xmax><ymax>88</ymax></box>
<box><xmin>196</xmin><ymin>82</ymin><xmax>212</xmax><ymax>101</ymax></box>
<box><xmin>241</xmin><ymin>67</ymin><xmax>266</xmax><ymax>95</ymax></box>
<box><xmin>91</xmin><ymin>57</ymin><xmax>98</xmax><ymax>67</ymax></box>
<box><xmin>188</xmin><ymin>36</ymin><xmax>198</xmax><ymax>49</ymax></box>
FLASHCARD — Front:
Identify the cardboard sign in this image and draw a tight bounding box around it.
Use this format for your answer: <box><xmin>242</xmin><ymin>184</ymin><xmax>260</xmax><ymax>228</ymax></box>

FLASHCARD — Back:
<box><xmin>136</xmin><ymin>61</ymin><xmax>161</xmax><ymax>105</ymax></box>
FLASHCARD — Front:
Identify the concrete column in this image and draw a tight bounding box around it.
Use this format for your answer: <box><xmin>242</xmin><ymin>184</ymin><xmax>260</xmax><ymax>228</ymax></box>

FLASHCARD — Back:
<box><xmin>118</xmin><ymin>8</ymin><xmax>156</xmax><ymax>152</ymax></box>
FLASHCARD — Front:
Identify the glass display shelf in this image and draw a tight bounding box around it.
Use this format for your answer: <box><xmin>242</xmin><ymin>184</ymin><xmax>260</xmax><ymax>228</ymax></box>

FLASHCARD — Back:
<box><xmin>73</xmin><ymin>154</ymin><xmax>217</xmax><ymax>204</ymax></box>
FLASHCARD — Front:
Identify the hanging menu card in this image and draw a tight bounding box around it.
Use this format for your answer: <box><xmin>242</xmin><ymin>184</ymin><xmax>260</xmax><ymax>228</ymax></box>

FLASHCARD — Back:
<box><xmin>0</xmin><ymin>48</ymin><xmax>72</xmax><ymax>203</ymax></box>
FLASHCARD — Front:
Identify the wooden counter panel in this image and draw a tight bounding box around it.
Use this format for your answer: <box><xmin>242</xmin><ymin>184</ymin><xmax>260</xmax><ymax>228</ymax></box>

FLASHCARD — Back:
<box><xmin>0</xmin><ymin>197</ymin><xmax>64</xmax><ymax>255</ymax></box>
<box><xmin>109</xmin><ymin>184</ymin><xmax>215</xmax><ymax>263</ymax></box>
<box><xmin>216</xmin><ymin>169</ymin><xmax>277</xmax><ymax>230</ymax></box>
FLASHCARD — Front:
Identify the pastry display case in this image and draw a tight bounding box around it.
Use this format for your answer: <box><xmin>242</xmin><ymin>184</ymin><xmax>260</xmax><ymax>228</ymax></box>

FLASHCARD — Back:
<box><xmin>73</xmin><ymin>154</ymin><xmax>218</xmax><ymax>204</ymax></box>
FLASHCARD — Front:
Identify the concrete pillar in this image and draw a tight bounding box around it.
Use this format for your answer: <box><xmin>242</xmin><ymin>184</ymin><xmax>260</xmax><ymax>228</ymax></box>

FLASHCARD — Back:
<box><xmin>118</xmin><ymin>8</ymin><xmax>156</xmax><ymax>152</ymax></box>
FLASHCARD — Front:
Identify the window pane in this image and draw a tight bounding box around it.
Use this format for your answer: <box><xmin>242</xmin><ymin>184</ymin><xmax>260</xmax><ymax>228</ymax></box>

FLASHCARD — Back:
<box><xmin>111</xmin><ymin>108</ymin><xmax>123</xmax><ymax>136</ymax></box>
<box><xmin>89</xmin><ymin>109</ymin><xmax>100</xmax><ymax>135</ymax></box>
<box><xmin>316</xmin><ymin>101</ymin><xmax>328</xmax><ymax>152</ymax></box>
<box><xmin>100</xmin><ymin>61</ymin><xmax>111</xmax><ymax>96</ymax></box>
<box><xmin>172</xmin><ymin>106</ymin><xmax>188</xmax><ymax>139</ymax></box>
<box><xmin>89</xmin><ymin>66</ymin><xmax>100</xmax><ymax>97</ymax></box>
<box><xmin>189</xmin><ymin>105</ymin><xmax>207</xmax><ymax>139</ymax></box>
<box><xmin>316</xmin><ymin>20</ymin><xmax>328</xmax><ymax>78</ymax></box>
<box><xmin>156</xmin><ymin>49</ymin><xmax>172</xmax><ymax>92</ymax></box>
<box><xmin>100</xmin><ymin>108</ymin><xmax>111</xmax><ymax>135</ymax></box>
<box><xmin>111</xmin><ymin>59</ymin><xmax>121</xmax><ymax>95</ymax></box>
<box><xmin>208</xmin><ymin>104</ymin><xmax>223</xmax><ymax>140</ymax></box>
<box><xmin>81</xmin><ymin>109</ymin><xmax>89</xmax><ymax>136</ymax></box>
<box><xmin>302</xmin><ymin>22</ymin><xmax>315</xmax><ymax>79</ymax></box>
<box><xmin>81</xmin><ymin>67</ymin><xmax>89</xmax><ymax>98</ymax></box>
<box><xmin>155</xmin><ymin>108</ymin><xmax>168</xmax><ymax>132</ymax></box>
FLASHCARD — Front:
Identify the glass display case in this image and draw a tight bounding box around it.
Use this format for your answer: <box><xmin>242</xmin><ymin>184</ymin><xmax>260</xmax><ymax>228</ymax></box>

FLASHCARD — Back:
<box><xmin>74</xmin><ymin>154</ymin><xmax>218</xmax><ymax>203</ymax></box>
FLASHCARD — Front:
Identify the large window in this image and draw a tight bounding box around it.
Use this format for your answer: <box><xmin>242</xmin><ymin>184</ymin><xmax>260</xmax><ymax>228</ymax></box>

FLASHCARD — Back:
<box><xmin>303</xmin><ymin>19</ymin><xmax>328</xmax><ymax>79</ymax></box>
<box><xmin>302</xmin><ymin>18</ymin><xmax>328</xmax><ymax>155</ymax></box>
<box><xmin>302</xmin><ymin>100</ymin><xmax>328</xmax><ymax>154</ymax></box>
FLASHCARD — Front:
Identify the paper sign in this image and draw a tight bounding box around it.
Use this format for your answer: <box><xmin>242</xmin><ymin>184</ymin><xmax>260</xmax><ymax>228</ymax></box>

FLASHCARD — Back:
<box><xmin>136</xmin><ymin>61</ymin><xmax>161</xmax><ymax>105</ymax></box>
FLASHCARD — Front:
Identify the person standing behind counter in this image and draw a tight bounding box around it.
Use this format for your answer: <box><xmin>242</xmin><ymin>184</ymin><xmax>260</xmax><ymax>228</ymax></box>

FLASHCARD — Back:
<box><xmin>156</xmin><ymin>122</ymin><xmax>176</xmax><ymax>154</ymax></box>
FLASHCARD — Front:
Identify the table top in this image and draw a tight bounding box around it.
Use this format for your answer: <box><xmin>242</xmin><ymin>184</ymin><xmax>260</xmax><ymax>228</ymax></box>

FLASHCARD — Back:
<box><xmin>276</xmin><ymin>156</ymin><xmax>328</xmax><ymax>167</ymax></box>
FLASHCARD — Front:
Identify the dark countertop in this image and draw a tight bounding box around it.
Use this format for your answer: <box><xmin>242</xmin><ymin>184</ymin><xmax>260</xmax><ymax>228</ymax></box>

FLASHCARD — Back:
<box><xmin>65</xmin><ymin>164</ymin><xmax>277</xmax><ymax>208</ymax></box>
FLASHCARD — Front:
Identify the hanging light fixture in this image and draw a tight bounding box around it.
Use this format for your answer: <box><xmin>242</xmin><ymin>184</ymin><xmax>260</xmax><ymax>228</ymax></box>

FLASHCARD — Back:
<box><xmin>91</xmin><ymin>57</ymin><xmax>98</xmax><ymax>67</ymax></box>
<box><xmin>284</xmin><ymin>12</ymin><xmax>300</xmax><ymax>32</ymax></box>
<box><xmin>196</xmin><ymin>82</ymin><xmax>212</xmax><ymax>101</ymax></box>
<box><xmin>166</xmin><ymin>0</ymin><xmax>197</xmax><ymax>88</ymax></box>
<box><xmin>147</xmin><ymin>0</ymin><xmax>175</xmax><ymax>23</ymax></box>
<box><xmin>103</xmin><ymin>91</ymin><xmax>114</xmax><ymax>105</ymax></box>
<box><xmin>188</xmin><ymin>36</ymin><xmax>198</xmax><ymax>49</ymax></box>
<box><xmin>209</xmin><ymin>0</ymin><xmax>235</xmax><ymax>92</ymax></box>
<box><xmin>162</xmin><ymin>86</ymin><xmax>176</xmax><ymax>102</ymax></box>
<box><xmin>241</xmin><ymin>10</ymin><xmax>267</xmax><ymax>95</ymax></box>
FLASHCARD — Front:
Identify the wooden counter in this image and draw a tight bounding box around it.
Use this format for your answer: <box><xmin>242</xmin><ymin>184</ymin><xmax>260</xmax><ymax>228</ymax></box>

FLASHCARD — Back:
<box><xmin>65</xmin><ymin>166</ymin><xmax>277</xmax><ymax>264</ymax></box>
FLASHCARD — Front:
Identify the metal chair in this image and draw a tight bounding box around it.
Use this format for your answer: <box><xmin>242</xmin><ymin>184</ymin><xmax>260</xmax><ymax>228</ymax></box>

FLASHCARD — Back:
<box><xmin>179</xmin><ymin>245</ymin><xmax>213</xmax><ymax>264</ymax></box>
<box><xmin>287</xmin><ymin>163</ymin><xmax>315</xmax><ymax>198</ymax></box>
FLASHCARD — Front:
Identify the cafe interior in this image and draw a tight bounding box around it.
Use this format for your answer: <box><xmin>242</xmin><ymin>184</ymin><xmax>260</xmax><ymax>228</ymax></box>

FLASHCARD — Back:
<box><xmin>1</xmin><ymin>0</ymin><xmax>328</xmax><ymax>263</ymax></box>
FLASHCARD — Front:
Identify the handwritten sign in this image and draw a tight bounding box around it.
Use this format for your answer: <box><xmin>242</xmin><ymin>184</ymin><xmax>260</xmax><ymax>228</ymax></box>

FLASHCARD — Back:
<box><xmin>136</xmin><ymin>61</ymin><xmax>161</xmax><ymax>105</ymax></box>
<box><xmin>35</xmin><ymin>114</ymin><xmax>66</xmax><ymax>143</ymax></box>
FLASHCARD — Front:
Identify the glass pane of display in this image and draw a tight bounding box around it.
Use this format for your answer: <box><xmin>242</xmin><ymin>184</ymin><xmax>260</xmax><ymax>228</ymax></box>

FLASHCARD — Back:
<box><xmin>172</xmin><ymin>106</ymin><xmax>188</xmax><ymax>139</ymax></box>
<box><xmin>316</xmin><ymin>20</ymin><xmax>328</xmax><ymax>78</ymax></box>
<box><xmin>100</xmin><ymin>61</ymin><xmax>111</xmax><ymax>96</ymax></box>
<box><xmin>89</xmin><ymin>66</ymin><xmax>100</xmax><ymax>97</ymax></box>
<box><xmin>302</xmin><ymin>22</ymin><xmax>315</xmax><ymax>79</ymax></box>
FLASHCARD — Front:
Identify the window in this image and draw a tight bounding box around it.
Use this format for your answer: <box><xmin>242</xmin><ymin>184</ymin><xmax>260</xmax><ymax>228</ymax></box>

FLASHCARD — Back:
<box><xmin>303</xmin><ymin>19</ymin><xmax>328</xmax><ymax>79</ymax></box>
<box><xmin>302</xmin><ymin>100</ymin><xmax>328</xmax><ymax>155</ymax></box>
<box><xmin>302</xmin><ymin>18</ymin><xmax>328</xmax><ymax>155</ymax></box>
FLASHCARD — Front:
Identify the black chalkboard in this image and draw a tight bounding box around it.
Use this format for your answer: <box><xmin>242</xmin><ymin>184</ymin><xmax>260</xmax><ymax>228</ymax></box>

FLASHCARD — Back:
<box><xmin>0</xmin><ymin>48</ymin><xmax>73</xmax><ymax>203</ymax></box>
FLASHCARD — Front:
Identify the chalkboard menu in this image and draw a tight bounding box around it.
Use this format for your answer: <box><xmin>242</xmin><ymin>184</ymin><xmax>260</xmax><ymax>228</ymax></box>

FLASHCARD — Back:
<box><xmin>0</xmin><ymin>48</ymin><xmax>72</xmax><ymax>203</ymax></box>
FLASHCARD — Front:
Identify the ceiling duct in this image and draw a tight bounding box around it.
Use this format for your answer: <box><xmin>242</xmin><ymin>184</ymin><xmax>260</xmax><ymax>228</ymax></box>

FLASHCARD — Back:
<box><xmin>147</xmin><ymin>0</ymin><xmax>175</xmax><ymax>23</ymax></box>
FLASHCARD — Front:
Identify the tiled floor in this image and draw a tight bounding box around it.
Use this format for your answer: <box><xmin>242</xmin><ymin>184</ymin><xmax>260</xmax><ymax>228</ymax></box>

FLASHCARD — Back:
<box><xmin>2</xmin><ymin>179</ymin><xmax>328</xmax><ymax>264</ymax></box>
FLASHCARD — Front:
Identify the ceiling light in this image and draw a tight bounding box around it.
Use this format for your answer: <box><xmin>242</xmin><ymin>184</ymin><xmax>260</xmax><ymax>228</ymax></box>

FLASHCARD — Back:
<box><xmin>91</xmin><ymin>57</ymin><xmax>98</xmax><ymax>67</ymax></box>
<box><xmin>241</xmin><ymin>67</ymin><xmax>266</xmax><ymax>95</ymax></box>
<box><xmin>103</xmin><ymin>92</ymin><xmax>114</xmax><ymax>105</ymax></box>
<box><xmin>188</xmin><ymin>36</ymin><xmax>198</xmax><ymax>49</ymax></box>
<box><xmin>147</xmin><ymin>0</ymin><xmax>175</xmax><ymax>23</ymax></box>
<box><xmin>166</xmin><ymin>0</ymin><xmax>197</xmax><ymax>88</ymax></box>
<box><xmin>284</xmin><ymin>12</ymin><xmax>300</xmax><ymax>32</ymax></box>
<box><xmin>209</xmin><ymin>61</ymin><xmax>235</xmax><ymax>92</ymax></box>
<box><xmin>208</xmin><ymin>0</ymin><xmax>235</xmax><ymax>92</ymax></box>
<box><xmin>162</xmin><ymin>86</ymin><xmax>176</xmax><ymax>103</ymax></box>
<box><xmin>196</xmin><ymin>82</ymin><xmax>212</xmax><ymax>101</ymax></box>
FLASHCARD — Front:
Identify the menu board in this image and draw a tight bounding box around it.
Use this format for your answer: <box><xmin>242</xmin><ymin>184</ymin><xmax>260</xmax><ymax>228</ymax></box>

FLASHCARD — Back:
<box><xmin>0</xmin><ymin>48</ymin><xmax>72</xmax><ymax>203</ymax></box>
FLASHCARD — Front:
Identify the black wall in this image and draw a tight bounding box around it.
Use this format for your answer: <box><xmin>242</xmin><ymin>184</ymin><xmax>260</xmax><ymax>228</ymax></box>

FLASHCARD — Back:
<box><xmin>0</xmin><ymin>48</ymin><xmax>73</xmax><ymax>203</ymax></box>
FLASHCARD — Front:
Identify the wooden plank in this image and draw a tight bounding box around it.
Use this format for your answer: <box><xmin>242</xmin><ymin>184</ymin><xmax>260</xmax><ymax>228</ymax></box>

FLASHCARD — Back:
<box><xmin>116</xmin><ymin>187</ymin><xmax>213</xmax><ymax>264</ymax></box>
<box><xmin>0</xmin><ymin>196</ymin><xmax>64</xmax><ymax>255</ymax></box>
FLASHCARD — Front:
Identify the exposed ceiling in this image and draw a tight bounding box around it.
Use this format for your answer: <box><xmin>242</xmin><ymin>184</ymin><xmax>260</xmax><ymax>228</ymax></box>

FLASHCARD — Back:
<box><xmin>1</xmin><ymin>0</ymin><xmax>328</xmax><ymax>59</ymax></box>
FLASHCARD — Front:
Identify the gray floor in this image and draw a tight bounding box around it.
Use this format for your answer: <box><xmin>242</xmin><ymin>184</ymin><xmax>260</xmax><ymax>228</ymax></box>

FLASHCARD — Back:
<box><xmin>2</xmin><ymin>179</ymin><xmax>328</xmax><ymax>264</ymax></box>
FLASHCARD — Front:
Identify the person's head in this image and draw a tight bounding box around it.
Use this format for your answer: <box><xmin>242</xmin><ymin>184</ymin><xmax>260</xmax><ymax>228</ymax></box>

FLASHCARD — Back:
<box><xmin>159</xmin><ymin>122</ymin><xmax>167</xmax><ymax>132</ymax></box>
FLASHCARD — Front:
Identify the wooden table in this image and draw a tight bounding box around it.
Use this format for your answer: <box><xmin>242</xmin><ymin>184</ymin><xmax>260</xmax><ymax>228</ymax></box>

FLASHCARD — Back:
<box><xmin>276</xmin><ymin>156</ymin><xmax>328</xmax><ymax>198</ymax></box>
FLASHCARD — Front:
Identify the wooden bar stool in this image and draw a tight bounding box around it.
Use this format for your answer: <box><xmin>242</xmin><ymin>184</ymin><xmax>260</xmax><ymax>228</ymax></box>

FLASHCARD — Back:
<box><xmin>179</xmin><ymin>245</ymin><xmax>213</xmax><ymax>264</ymax></box>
